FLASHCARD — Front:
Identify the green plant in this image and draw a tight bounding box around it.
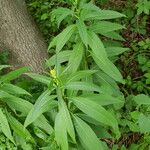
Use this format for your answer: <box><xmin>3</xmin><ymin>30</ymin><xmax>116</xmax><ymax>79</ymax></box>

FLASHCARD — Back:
<box><xmin>0</xmin><ymin>50</ymin><xmax>9</xmax><ymax>65</ymax></box>
<box><xmin>1</xmin><ymin>0</ymin><xmax>150</xmax><ymax>149</ymax></box>
<box><xmin>26</xmin><ymin>0</ymin><xmax>72</xmax><ymax>42</ymax></box>
<box><xmin>120</xmin><ymin>37</ymin><xmax>150</xmax><ymax>95</ymax></box>
<box><xmin>0</xmin><ymin>65</ymin><xmax>55</xmax><ymax>149</ymax></box>
<box><xmin>23</xmin><ymin>1</ymin><xmax>131</xmax><ymax>149</ymax></box>
<box><xmin>136</xmin><ymin>0</ymin><xmax>150</xmax><ymax>15</ymax></box>
<box><xmin>113</xmin><ymin>94</ymin><xmax>150</xmax><ymax>149</ymax></box>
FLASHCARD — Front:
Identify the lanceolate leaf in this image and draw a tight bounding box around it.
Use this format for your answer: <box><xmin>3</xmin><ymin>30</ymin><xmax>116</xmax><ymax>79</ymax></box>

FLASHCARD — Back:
<box><xmin>82</xmin><ymin>9</ymin><xmax>126</xmax><ymax>21</ymax></box>
<box><xmin>57</xmin><ymin>88</ymin><xmax>76</xmax><ymax>143</ymax></box>
<box><xmin>0</xmin><ymin>90</ymin><xmax>53</xmax><ymax>134</ymax></box>
<box><xmin>0</xmin><ymin>67</ymin><xmax>28</xmax><ymax>83</ymax></box>
<box><xmin>65</xmin><ymin>81</ymin><xmax>101</xmax><ymax>92</ymax></box>
<box><xmin>80</xmin><ymin>2</ymin><xmax>101</xmax><ymax>12</ymax></box>
<box><xmin>0</xmin><ymin>90</ymin><xmax>33</xmax><ymax>115</ymax></box>
<box><xmin>88</xmin><ymin>31</ymin><xmax>123</xmax><ymax>83</ymax></box>
<box><xmin>73</xmin><ymin>115</ymin><xmax>104</xmax><ymax>150</ymax></box>
<box><xmin>70</xmin><ymin>97</ymin><xmax>119</xmax><ymax>135</ymax></box>
<box><xmin>48</xmin><ymin>36</ymin><xmax>58</xmax><ymax>51</ymax></box>
<box><xmin>1</xmin><ymin>83</ymin><xmax>31</xmax><ymax>96</ymax></box>
<box><xmin>92</xmin><ymin>53</ymin><xmax>124</xmax><ymax>83</ymax></box>
<box><xmin>24</xmin><ymin>90</ymin><xmax>57</xmax><ymax>127</ymax></box>
<box><xmin>100</xmin><ymin>31</ymin><xmax>125</xmax><ymax>41</ymax></box>
<box><xmin>65</xmin><ymin>43</ymin><xmax>84</xmax><ymax>74</ymax></box>
<box><xmin>90</xmin><ymin>21</ymin><xmax>125</xmax><ymax>33</ymax></box>
<box><xmin>51</xmin><ymin>7</ymin><xmax>74</xmax><ymax>28</ymax></box>
<box><xmin>0</xmin><ymin>109</ymin><xmax>14</xmax><ymax>144</ymax></box>
<box><xmin>34</xmin><ymin>116</ymin><xmax>53</xmax><ymax>134</ymax></box>
<box><xmin>62</xmin><ymin>107</ymin><xmax>76</xmax><ymax>143</ymax></box>
<box><xmin>25</xmin><ymin>73</ymin><xmax>52</xmax><ymax>85</ymax></box>
<box><xmin>82</xmin><ymin>93</ymin><xmax>124</xmax><ymax>106</ymax></box>
<box><xmin>55</xmin><ymin>111</ymin><xmax>68</xmax><ymax>150</ymax></box>
<box><xmin>106</xmin><ymin>47</ymin><xmax>129</xmax><ymax>57</ymax></box>
<box><xmin>66</xmin><ymin>70</ymin><xmax>97</xmax><ymax>83</ymax></box>
<box><xmin>94</xmin><ymin>71</ymin><xmax>120</xmax><ymax>96</ymax></box>
<box><xmin>6</xmin><ymin>112</ymin><xmax>34</xmax><ymax>142</ymax></box>
<box><xmin>46</xmin><ymin>50</ymin><xmax>72</xmax><ymax>67</ymax></box>
<box><xmin>57</xmin><ymin>11</ymin><xmax>73</xmax><ymax>28</ymax></box>
<box><xmin>88</xmin><ymin>30</ymin><xmax>107</xmax><ymax>58</ymax></box>
<box><xmin>77</xmin><ymin>19</ymin><xmax>88</xmax><ymax>47</ymax></box>
<box><xmin>56</xmin><ymin>24</ymin><xmax>76</xmax><ymax>52</ymax></box>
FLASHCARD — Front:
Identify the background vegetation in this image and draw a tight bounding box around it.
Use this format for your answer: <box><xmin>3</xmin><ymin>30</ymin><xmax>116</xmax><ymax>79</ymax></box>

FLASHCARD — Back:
<box><xmin>0</xmin><ymin>0</ymin><xmax>150</xmax><ymax>149</ymax></box>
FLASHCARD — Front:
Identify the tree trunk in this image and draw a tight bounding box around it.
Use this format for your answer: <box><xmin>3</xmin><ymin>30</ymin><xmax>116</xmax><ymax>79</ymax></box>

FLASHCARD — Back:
<box><xmin>0</xmin><ymin>0</ymin><xmax>48</xmax><ymax>72</ymax></box>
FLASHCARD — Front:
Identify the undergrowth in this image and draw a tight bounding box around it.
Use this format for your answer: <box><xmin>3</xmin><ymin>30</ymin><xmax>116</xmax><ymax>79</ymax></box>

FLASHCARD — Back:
<box><xmin>0</xmin><ymin>0</ymin><xmax>150</xmax><ymax>149</ymax></box>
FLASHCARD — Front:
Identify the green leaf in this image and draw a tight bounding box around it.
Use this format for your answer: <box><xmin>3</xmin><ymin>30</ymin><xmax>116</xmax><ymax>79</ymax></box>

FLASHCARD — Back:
<box><xmin>64</xmin><ymin>43</ymin><xmax>84</xmax><ymax>74</ymax></box>
<box><xmin>24</xmin><ymin>90</ymin><xmax>57</xmax><ymax>127</ymax></box>
<box><xmin>90</xmin><ymin>21</ymin><xmax>125</xmax><ymax>33</ymax></box>
<box><xmin>94</xmin><ymin>71</ymin><xmax>120</xmax><ymax>96</ymax></box>
<box><xmin>82</xmin><ymin>9</ymin><xmax>126</xmax><ymax>21</ymax></box>
<box><xmin>88</xmin><ymin>31</ymin><xmax>123</xmax><ymax>83</ymax></box>
<box><xmin>144</xmin><ymin>73</ymin><xmax>150</xmax><ymax>78</ymax></box>
<box><xmin>101</xmin><ymin>31</ymin><xmax>125</xmax><ymax>41</ymax></box>
<box><xmin>6</xmin><ymin>111</ymin><xmax>34</xmax><ymax>142</ymax></box>
<box><xmin>48</xmin><ymin>25</ymin><xmax>76</xmax><ymax>52</ymax></box>
<box><xmin>46</xmin><ymin>50</ymin><xmax>72</xmax><ymax>67</ymax></box>
<box><xmin>65</xmin><ymin>81</ymin><xmax>101</xmax><ymax>92</ymax></box>
<box><xmin>106</xmin><ymin>47</ymin><xmax>129</xmax><ymax>57</ymax></box>
<box><xmin>25</xmin><ymin>73</ymin><xmax>51</xmax><ymax>85</ymax></box>
<box><xmin>137</xmin><ymin>55</ymin><xmax>147</xmax><ymax>65</ymax></box>
<box><xmin>80</xmin><ymin>2</ymin><xmax>101</xmax><ymax>12</ymax></box>
<box><xmin>48</xmin><ymin>36</ymin><xmax>58</xmax><ymax>51</ymax></box>
<box><xmin>0</xmin><ymin>90</ymin><xmax>53</xmax><ymax>134</ymax></box>
<box><xmin>55</xmin><ymin>111</ymin><xmax>68</xmax><ymax>150</ymax></box>
<box><xmin>57</xmin><ymin>88</ymin><xmax>76</xmax><ymax>143</ymax></box>
<box><xmin>77</xmin><ymin>19</ymin><xmax>88</xmax><ymax>47</ymax></box>
<box><xmin>138</xmin><ymin>114</ymin><xmax>150</xmax><ymax>133</ymax></box>
<box><xmin>133</xmin><ymin>94</ymin><xmax>150</xmax><ymax>105</ymax></box>
<box><xmin>92</xmin><ymin>53</ymin><xmax>124</xmax><ymax>83</ymax></box>
<box><xmin>0</xmin><ymin>90</ymin><xmax>33</xmax><ymax>115</ymax></box>
<box><xmin>56</xmin><ymin>25</ymin><xmax>76</xmax><ymax>52</ymax></box>
<box><xmin>34</xmin><ymin>126</ymin><xmax>47</xmax><ymax>141</ymax></box>
<box><xmin>51</xmin><ymin>7</ymin><xmax>73</xmax><ymax>28</ymax></box>
<box><xmin>70</xmin><ymin>97</ymin><xmax>119</xmax><ymax>135</ymax></box>
<box><xmin>66</xmin><ymin>70</ymin><xmax>97</xmax><ymax>83</ymax></box>
<box><xmin>146</xmin><ymin>78</ymin><xmax>150</xmax><ymax>84</ymax></box>
<box><xmin>33</xmin><ymin>116</ymin><xmax>53</xmax><ymax>134</ymax></box>
<box><xmin>88</xmin><ymin>30</ymin><xmax>107</xmax><ymax>57</ymax></box>
<box><xmin>41</xmin><ymin>13</ymin><xmax>48</xmax><ymax>20</ymax></box>
<box><xmin>82</xmin><ymin>94</ymin><xmax>124</xmax><ymax>106</ymax></box>
<box><xmin>1</xmin><ymin>83</ymin><xmax>31</xmax><ymax>96</ymax></box>
<box><xmin>73</xmin><ymin>115</ymin><xmax>104</xmax><ymax>150</ymax></box>
<box><xmin>77</xmin><ymin>113</ymin><xmax>101</xmax><ymax>126</ymax></box>
<box><xmin>0</xmin><ymin>67</ymin><xmax>28</xmax><ymax>83</ymax></box>
<box><xmin>0</xmin><ymin>109</ymin><xmax>14</xmax><ymax>144</ymax></box>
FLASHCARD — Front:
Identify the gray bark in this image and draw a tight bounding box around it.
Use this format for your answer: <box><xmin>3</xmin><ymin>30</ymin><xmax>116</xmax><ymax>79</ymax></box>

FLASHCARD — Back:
<box><xmin>0</xmin><ymin>0</ymin><xmax>48</xmax><ymax>72</ymax></box>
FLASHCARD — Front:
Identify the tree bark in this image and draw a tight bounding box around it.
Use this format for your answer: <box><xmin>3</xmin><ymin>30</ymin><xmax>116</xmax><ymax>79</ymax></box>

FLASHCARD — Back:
<box><xmin>0</xmin><ymin>0</ymin><xmax>48</xmax><ymax>72</ymax></box>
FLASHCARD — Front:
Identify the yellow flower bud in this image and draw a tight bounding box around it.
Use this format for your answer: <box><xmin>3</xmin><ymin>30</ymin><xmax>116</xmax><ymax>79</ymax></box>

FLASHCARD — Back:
<box><xmin>50</xmin><ymin>69</ymin><xmax>56</xmax><ymax>78</ymax></box>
